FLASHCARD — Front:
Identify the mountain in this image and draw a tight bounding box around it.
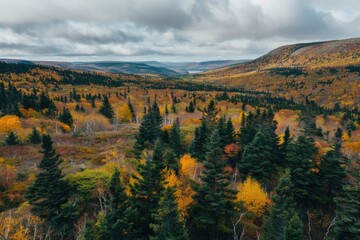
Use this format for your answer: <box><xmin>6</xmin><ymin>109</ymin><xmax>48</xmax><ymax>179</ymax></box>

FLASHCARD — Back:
<box><xmin>197</xmin><ymin>38</ymin><xmax>360</xmax><ymax>108</ymax></box>
<box><xmin>145</xmin><ymin>60</ymin><xmax>249</xmax><ymax>73</ymax></box>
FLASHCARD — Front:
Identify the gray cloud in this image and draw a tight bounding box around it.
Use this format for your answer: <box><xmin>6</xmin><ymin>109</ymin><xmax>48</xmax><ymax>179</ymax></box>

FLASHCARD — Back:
<box><xmin>0</xmin><ymin>0</ymin><xmax>358</xmax><ymax>61</ymax></box>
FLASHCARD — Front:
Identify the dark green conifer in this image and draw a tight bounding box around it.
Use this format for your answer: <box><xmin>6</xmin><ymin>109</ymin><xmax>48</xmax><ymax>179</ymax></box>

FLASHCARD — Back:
<box><xmin>28</xmin><ymin>127</ymin><xmax>41</xmax><ymax>144</ymax></box>
<box><xmin>5</xmin><ymin>130</ymin><xmax>19</xmax><ymax>145</ymax></box>
<box><xmin>189</xmin><ymin>130</ymin><xmax>236</xmax><ymax>240</ymax></box>
<box><xmin>99</xmin><ymin>96</ymin><xmax>114</xmax><ymax>121</ymax></box>
<box><xmin>150</xmin><ymin>186</ymin><xmax>189</xmax><ymax>240</ymax></box>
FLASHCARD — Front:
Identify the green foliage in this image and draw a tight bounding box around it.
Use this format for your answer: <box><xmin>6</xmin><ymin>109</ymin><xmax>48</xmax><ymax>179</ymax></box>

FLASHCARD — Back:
<box><xmin>105</xmin><ymin>169</ymin><xmax>136</xmax><ymax>240</ymax></box>
<box><xmin>240</xmin><ymin>128</ymin><xmax>276</xmax><ymax>183</ymax></box>
<box><xmin>99</xmin><ymin>96</ymin><xmax>114</xmax><ymax>121</ymax></box>
<box><xmin>333</xmin><ymin>182</ymin><xmax>360</xmax><ymax>240</ymax></box>
<box><xmin>190</xmin><ymin>118</ymin><xmax>208</xmax><ymax>161</ymax></box>
<box><xmin>284</xmin><ymin>213</ymin><xmax>303</xmax><ymax>240</ymax></box>
<box><xmin>262</xmin><ymin>169</ymin><xmax>300</xmax><ymax>240</ymax></box>
<box><xmin>286</xmin><ymin>136</ymin><xmax>322</xmax><ymax>206</ymax></box>
<box><xmin>150</xmin><ymin>186</ymin><xmax>189</xmax><ymax>240</ymax></box>
<box><xmin>169</xmin><ymin>118</ymin><xmax>183</xmax><ymax>158</ymax></box>
<box><xmin>59</xmin><ymin>107</ymin><xmax>74</xmax><ymax>127</ymax></box>
<box><xmin>133</xmin><ymin>100</ymin><xmax>163</xmax><ymax>158</ymax></box>
<box><xmin>25</xmin><ymin>135</ymin><xmax>77</xmax><ymax>235</ymax></box>
<box><xmin>5</xmin><ymin>130</ymin><xmax>19</xmax><ymax>145</ymax></box>
<box><xmin>130</xmin><ymin>142</ymin><xmax>166</xmax><ymax>238</ymax></box>
<box><xmin>28</xmin><ymin>127</ymin><xmax>41</xmax><ymax>144</ymax></box>
<box><xmin>189</xmin><ymin>130</ymin><xmax>237</xmax><ymax>240</ymax></box>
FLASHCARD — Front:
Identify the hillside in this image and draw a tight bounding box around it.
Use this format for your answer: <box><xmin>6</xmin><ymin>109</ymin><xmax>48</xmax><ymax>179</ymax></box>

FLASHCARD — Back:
<box><xmin>197</xmin><ymin>38</ymin><xmax>360</xmax><ymax>108</ymax></box>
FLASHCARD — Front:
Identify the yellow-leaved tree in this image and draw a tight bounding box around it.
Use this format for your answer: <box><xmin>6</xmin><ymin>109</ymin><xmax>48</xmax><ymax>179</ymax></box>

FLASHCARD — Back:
<box><xmin>237</xmin><ymin>176</ymin><xmax>271</xmax><ymax>218</ymax></box>
<box><xmin>118</xmin><ymin>104</ymin><xmax>132</xmax><ymax>122</ymax></box>
<box><xmin>0</xmin><ymin>115</ymin><xmax>22</xmax><ymax>134</ymax></box>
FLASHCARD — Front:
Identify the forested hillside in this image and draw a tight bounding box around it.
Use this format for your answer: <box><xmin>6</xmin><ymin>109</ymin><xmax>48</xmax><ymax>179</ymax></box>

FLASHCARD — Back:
<box><xmin>196</xmin><ymin>38</ymin><xmax>360</xmax><ymax>109</ymax></box>
<box><xmin>0</xmin><ymin>62</ymin><xmax>359</xmax><ymax>240</ymax></box>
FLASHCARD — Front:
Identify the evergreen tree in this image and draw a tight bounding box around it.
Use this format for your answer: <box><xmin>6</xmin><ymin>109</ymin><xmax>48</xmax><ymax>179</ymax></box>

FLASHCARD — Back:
<box><xmin>190</xmin><ymin>118</ymin><xmax>208</xmax><ymax>161</ymax></box>
<box><xmin>5</xmin><ymin>130</ymin><xmax>19</xmax><ymax>145</ymax></box>
<box><xmin>59</xmin><ymin>107</ymin><xmax>74</xmax><ymax>127</ymax></box>
<box><xmin>130</xmin><ymin>142</ymin><xmax>165</xmax><ymax>238</ymax></box>
<box><xmin>170</xmin><ymin>118</ymin><xmax>183</xmax><ymax>158</ymax></box>
<box><xmin>284</xmin><ymin>214</ymin><xmax>303</xmax><ymax>240</ymax></box>
<box><xmin>262</xmin><ymin>169</ymin><xmax>299</xmax><ymax>240</ymax></box>
<box><xmin>99</xmin><ymin>96</ymin><xmax>114</xmax><ymax>121</ymax></box>
<box><xmin>105</xmin><ymin>168</ymin><xmax>136</xmax><ymax>240</ymax></box>
<box><xmin>133</xmin><ymin>102</ymin><xmax>163</xmax><ymax>158</ymax></box>
<box><xmin>286</xmin><ymin>136</ymin><xmax>322</xmax><ymax>206</ymax></box>
<box><xmin>128</xmin><ymin>97</ymin><xmax>136</xmax><ymax>121</ymax></box>
<box><xmin>45</xmin><ymin>101</ymin><xmax>58</xmax><ymax>118</ymax></box>
<box><xmin>91</xmin><ymin>97</ymin><xmax>96</xmax><ymax>108</ymax></box>
<box><xmin>240</xmin><ymin>129</ymin><xmax>276</xmax><ymax>182</ymax></box>
<box><xmin>150</xmin><ymin>186</ymin><xmax>189</xmax><ymax>240</ymax></box>
<box><xmin>225</xmin><ymin>118</ymin><xmax>236</xmax><ymax>145</ymax></box>
<box><xmin>203</xmin><ymin>100</ymin><xmax>220</xmax><ymax>131</ymax></box>
<box><xmin>333</xmin><ymin>182</ymin><xmax>360</xmax><ymax>240</ymax></box>
<box><xmin>25</xmin><ymin>135</ymin><xmax>75</xmax><ymax>233</ymax></box>
<box><xmin>28</xmin><ymin>127</ymin><xmax>41</xmax><ymax>144</ymax></box>
<box><xmin>189</xmin><ymin>130</ymin><xmax>236</xmax><ymax>240</ymax></box>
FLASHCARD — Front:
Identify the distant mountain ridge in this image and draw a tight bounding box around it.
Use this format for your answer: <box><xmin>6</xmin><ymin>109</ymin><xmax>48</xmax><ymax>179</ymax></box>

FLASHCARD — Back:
<box><xmin>0</xmin><ymin>59</ymin><xmax>249</xmax><ymax>76</ymax></box>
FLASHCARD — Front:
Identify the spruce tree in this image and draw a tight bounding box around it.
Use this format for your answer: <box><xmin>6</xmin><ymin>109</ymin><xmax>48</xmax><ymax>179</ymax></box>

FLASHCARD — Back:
<box><xmin>130</xmin><ymin>142</ymin><xmax>165</xmax><ymax>238</ymax></box>
<box><xmin>170</xmin><ymin>118</ymin><xmax>183</xmax><ymax>158</ymax></box>
<box><xmin>99</xmin><ymin>96</ymin><xmax>114</xmax><ymax>121</ymax></box>
<box><xmin>45</xmin><ymin>101</ymin><xmax>58</xmax><ymax>118</ymax></box>
<box><xmin>59</xmin><ymin>107</ymin><xmax>74</xmax><ymax>127</ymax></box>
<box><xmin>225</xmin><ymin>118</ymin><xmax>236</xmax><ymax>145</ymax></box>
<box><xmin>25</xmin><ymin>135</ymin><xmax>73</xmax><ymax>231</ymax></box>
<box><xmin>5</xmin><ymin>130</ymin><xmax>19</xmax><ymax>145</ymax></box>
<box><xmin>203</xmin><ymin>100</ymin><xmax>220</xmax><ymax>131</ymax></box>
<box><xmin>240</xmin><ymin>129</ymin><xmax>275</xmax><ymax>182</ymax></box>
<box><xmin>284</xmin><ymin>213</ymin><xmax>303</xmax><ymax>240</ymax></box>
<box><xmin>105</xmin><ymin>168</ymin><xmax>136</xmax><ymax>239</ymax></box>
<box><xmin>286</xmin><ymin>136</ymin><xmax>321</xmax><ymax>206</ymax></box>
<box><xmin>190</xmin><ymin>118</ymin><xmax>208</xmax><ymax>161</ymax></box>
<box><xmin>128</xmin><ymin>97</ymin><xmax>136</xmax><ymax>121</ymax></box>
<box><xmin>262</xmin><ymin>169</ymin><xmax>300</xmax><ymax>240</ymax></box>
<box><xmin>133</xmin><ymin>101</ymin><xmax>163</xmax><ymax>158</ymax></box>
<box><xmin>189</xmin><ymin>130</ymin><xmax>236</xmax><ymax>240</ymax></box>
<box><xmin>333</xmin><ymin>182</ymin><xmax>360</xmax><ymax>240</ymax></box>
<box><xmin>150</xmin><ymin>186</ymin><xmax>189</xmax><ymax>240</ymax></box>
<box><xmin>28</xmin><ymin>127</ymin><xmax>41</xmax><ymax>144</ymax></box>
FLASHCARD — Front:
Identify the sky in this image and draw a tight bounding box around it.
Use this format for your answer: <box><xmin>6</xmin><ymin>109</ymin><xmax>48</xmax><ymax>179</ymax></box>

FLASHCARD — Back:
<box><xmin>0</xmin><ymin>0</ymin><xmax>359</xmax><ymax>62</ymax></box>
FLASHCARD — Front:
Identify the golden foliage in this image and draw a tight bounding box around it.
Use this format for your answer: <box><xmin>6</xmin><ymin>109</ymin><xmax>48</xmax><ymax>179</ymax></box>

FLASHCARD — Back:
<box><xmin>118</xmin><ymin>104</ymin><xmax>132</xmax><ymax>122</ymax></box>
<box><xmin>0</xmin><ymin>115</ymin><xmax>22</xmax><ymax>133</ymax></box>
<box><xmin>237</xmin><ymin>176</ymin><xmax>271</xmax><ymax>217</ymax></box>
<box><xmin>179</xmin><ymin>154</ymin><xmax>197</xmax><ymax>178</ymax></box>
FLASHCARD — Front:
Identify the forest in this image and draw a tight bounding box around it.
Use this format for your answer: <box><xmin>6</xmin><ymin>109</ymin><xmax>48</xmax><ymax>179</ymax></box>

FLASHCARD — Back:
<box><xmin>0</xmin><ymin>63</ymin><xmax>359</xmax><ymax>240</ymax></box>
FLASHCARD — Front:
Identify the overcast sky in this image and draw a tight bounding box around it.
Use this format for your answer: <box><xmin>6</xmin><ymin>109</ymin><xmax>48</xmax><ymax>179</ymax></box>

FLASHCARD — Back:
<box><xmin>0</xmin><ymin>0</ymin><xmax>359</xmax><ymax>62</ymax></box>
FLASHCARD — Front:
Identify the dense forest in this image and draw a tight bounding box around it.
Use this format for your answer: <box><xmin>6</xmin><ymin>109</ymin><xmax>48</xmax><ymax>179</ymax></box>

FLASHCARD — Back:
<box><xmin>0</xmin><ymin>63</ymin><xmax>359</xmax><ymax>240</ymax></box>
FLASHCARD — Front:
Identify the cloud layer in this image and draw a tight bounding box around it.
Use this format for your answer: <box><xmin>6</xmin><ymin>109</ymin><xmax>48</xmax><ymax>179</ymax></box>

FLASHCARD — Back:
<box><xmin>0</xmin><ymin>0</ymin><xmax>359</xmax><ymax>61</ymax></box>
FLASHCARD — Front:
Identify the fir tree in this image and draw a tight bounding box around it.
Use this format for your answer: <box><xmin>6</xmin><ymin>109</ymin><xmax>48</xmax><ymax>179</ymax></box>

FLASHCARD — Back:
<box><xmin>240</xmin><ymin>129</ymin><xmax>276</xmax><ymax>183</ymax></box>
<box><xmin>150</xmin><ymin>186</ymin><xmax>189</xmax><ymax>240</ymax></box>
<box><xmin>190</xmin><ymin>118</ymin><xmax>208</xmax><ymax>161</ymax></box>
<box><xmin>28</xmin><ymin>127</ymin><xmax>41</xmax><ymax>144</ymax></box>
<box><xmin>170</xmin><ymin>118</ymin><xmax>183</xmax><ymax>158</ymax></box>
<box><xmin>105</xmin><ymin>168</ymin><xmax>136</xmax><ymax>240</ymax></box>
<box><xmin>25</xmin><ymin>135</ymin><xmax>75</xmax><ymax>233</ymax></box>
<box><xmin>133</xmin><ymin>101</ymin><xmax>163</xmax><ymax>158</ymax></box>
<box><xmin>284</xmin><ymin>213</ymin><xmax>303</xmax><ymax>240</ymax></box>
<box><xmin>128</xmin><ymin>97</ymin><xmax>136</xmax><ymax>121</ymax></box>
<box><xmin>333</xmin><ymin>182</ymin><xmax>360</xmax><ymax>240</ymax></box>
<box><xmin>262</xmin><ymin>169</ymin><xmax>300</xmax><ymax>240</ymax></box>
<box><xmin>99</xmin><ymin>96</ymin><xmax>114</xmax><ymax>121</ymax></box>
<box><xmin>225</xmin><ymin>118</ymin><xmax>236</xmax><ymax>145</ymax></box>
<box><xmin>59</xmin><ymin>107</ymin><xmax>74</xmax><ymax>127</ymax></box>
<box><xmin>5</xmin><ymin>130</ymin><xmax>19</xmax><ymax>145</ymax></box>
<box><xmin>45</xmin><ymin>101</ymin><xmax>58</xmax><ymax>118</ymax></box>
<box><xmin>189</xmin><ymin>130</ymin><xmax>237</xmax><ymax>240</ymax></box>
<box><xmin>203</xmin><ymin>100</ymin><xmax>220</xmax><ymax>131</ymax></box>
<box><xmin>286</xmin><ymin>136</ymin><xmax>322</xmax><ymax>206</ymax></box>
<box><xmin>130</xmin><ymin>142</ymin><xmax>165</xmax><ymax>238</ymax></box>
